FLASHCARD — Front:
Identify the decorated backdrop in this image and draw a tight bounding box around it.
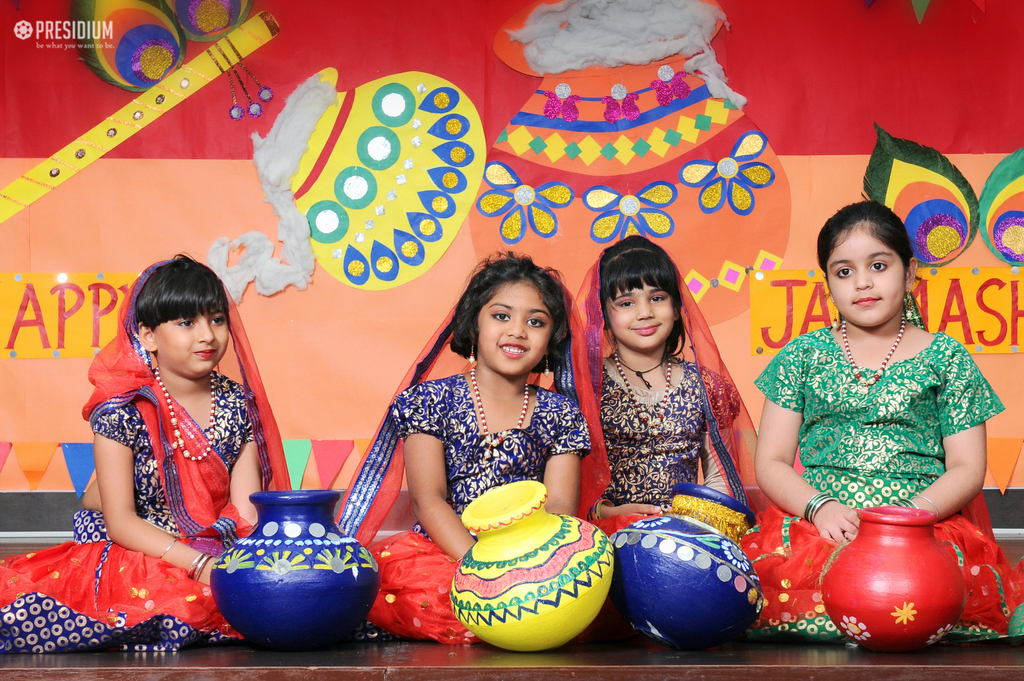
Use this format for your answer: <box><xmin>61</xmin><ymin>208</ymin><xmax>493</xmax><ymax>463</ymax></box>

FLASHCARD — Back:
<box><xmin>2</xmin><ymin>0</ymin><xmax>1024</xmax><ymax>521</ymax></box>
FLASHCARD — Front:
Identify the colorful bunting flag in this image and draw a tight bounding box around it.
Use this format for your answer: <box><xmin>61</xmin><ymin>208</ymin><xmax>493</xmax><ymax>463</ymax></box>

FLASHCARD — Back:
<box><xmin>283</xmin><ymin>440</ymin><xmax>313</xmax><ymax>491</ymax></box>
<box><xmin>37</xmin><ymin>449</ymin><xmax>74</xmax><ymax>491</ymax></box>
<box><xmin>311</xmin><ymin>440</ymin><xmax>355</xmax><ymax>490</ymax></box>
<box><xmin>987</xmin><ymin>438</ymin><xmax>1023</xmax><ymax>494</ymax></box>
<box><xmin>13</xmin><ymin>442</ymin><xmax>58</xmax><ymax>491</ymax></box>
<box><xmin>62</xmin><ymin>443</ymin><xmax>96</xmax><ymax>498</ymax></box>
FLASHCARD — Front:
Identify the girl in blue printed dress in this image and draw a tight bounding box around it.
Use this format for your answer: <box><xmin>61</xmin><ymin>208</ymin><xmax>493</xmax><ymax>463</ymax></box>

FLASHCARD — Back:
<box><xmin>0</xmin><ymin>256</ymin><xmax>289</xmax><ymax>652</ymax></box>
<box><xmin>337</xmin><ymin>253</ymin><xmax>593</xmax><ymax>644</ymax></box>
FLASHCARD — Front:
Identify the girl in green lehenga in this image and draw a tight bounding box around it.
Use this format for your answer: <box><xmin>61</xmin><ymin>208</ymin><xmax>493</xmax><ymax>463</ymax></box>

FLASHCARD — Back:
<box><xmin>741</xmin><ymin>200</ymin><xmax>1024</xmax><ymax>644</ymax></box>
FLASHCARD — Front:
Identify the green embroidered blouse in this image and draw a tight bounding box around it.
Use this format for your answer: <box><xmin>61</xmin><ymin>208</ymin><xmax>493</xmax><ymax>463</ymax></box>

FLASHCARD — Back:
<box><xmin>756</xmin><ymin>327</ymin><xmax>1003</xmax><ymax>497</ymax></box>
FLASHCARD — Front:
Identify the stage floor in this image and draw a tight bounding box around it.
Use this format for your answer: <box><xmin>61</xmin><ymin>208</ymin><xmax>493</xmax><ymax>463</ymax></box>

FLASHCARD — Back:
<box><xmin>2</xmin><ymin>543</ymin><xmax>1023</xmax><ymax>678</ymax></box>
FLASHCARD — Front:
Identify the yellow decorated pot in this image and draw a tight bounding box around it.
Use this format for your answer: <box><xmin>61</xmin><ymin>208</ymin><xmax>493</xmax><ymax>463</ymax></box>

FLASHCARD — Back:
<box><xmin>450</xmin><ymin>481</ymin><xmax>613</xmax><ymax>651</ymax></box>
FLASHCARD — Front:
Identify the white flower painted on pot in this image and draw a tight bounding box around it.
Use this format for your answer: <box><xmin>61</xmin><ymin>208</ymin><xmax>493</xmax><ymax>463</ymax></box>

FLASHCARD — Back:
<box><xmin>839</xmin><ymin>615</ymin><xmax>872</xmax><ymax>642</ymax></box>
<box><xmin>927</xmin><ymin>623</ymin><xmax>954</xmax><ymax>645</ymax></box>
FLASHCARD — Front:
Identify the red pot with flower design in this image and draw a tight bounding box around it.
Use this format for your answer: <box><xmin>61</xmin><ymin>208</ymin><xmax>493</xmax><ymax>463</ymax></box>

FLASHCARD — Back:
<box><xmin>820</xmin><ymin>506</ymin><xmax>966</xmax><ymax>652</ymax></box>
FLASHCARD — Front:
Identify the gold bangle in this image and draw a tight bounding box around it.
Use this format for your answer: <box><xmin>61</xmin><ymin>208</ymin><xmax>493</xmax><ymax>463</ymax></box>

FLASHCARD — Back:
<box><xmin>158</xmin><ymin>538</ymin><xmax>177</xmax><ymax>560</ymax></box>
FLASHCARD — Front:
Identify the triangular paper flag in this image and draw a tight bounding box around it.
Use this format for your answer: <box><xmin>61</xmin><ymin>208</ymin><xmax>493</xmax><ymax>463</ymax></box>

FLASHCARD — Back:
<box><xmin>13</xmin><ymin>442</ymin><xmax>58</xmax><ymax>490</ymax></box>
<box><xmin>987</xmin><ymin>438</ymin><xmax>1024</xmax><ymax>494</ymax></box>
<box><xmin>0</xmin><ymin>443</ymin><xmax>10</xmax><ymax>475</ymax></box>
<box><xmin>283</xmin><ymin>440</ymin><xmax>312</xmax><ymax>491</ymax></box>
<box><xmin>912</xmin><ymin>0</ymin><xmax>931</xmax><ymax>22</ymax></box>
<box><xmin>311</xmin><ymin>440</ymin><xmax>354</xmax><ymax>490</ymax></box>
<box><xmin>300</xmin><ymin>459</ymin><xmax>321</xmax><ymax>490</ymax></box>
<box><xmin>62</xmin><ymin>443</ymin><xmax>96</xmax><ymax>498</ymax></box>
<box><xmin>37</xmin><ymin>449</ymin><xmax>74</xmax><ymax>491</ymax></box>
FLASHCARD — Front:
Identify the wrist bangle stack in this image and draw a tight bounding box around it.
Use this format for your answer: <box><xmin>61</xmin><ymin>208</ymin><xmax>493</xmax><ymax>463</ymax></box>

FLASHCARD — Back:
<box><xmin>158</xmin><ymin>538</ymin><xmax>177</xmax><ymax>560</ymax></box>
<box><xmin>912</xmin><ymin>494</ymin><xmax>939</xmax><ymax>516</ymax></box>
<box><xmin>803</xmin><ymin>492</ymin><xmax>837</xmax><ymax>522</ymax></box>
<box><xmin>187</xmin><ymin>553</ymin><xmax>212</xmax><ymax>580</ymax></box>
<box><xmin>589</xmin><ymin>499</ymin><xmax>608</xmax><ymax>521</ymax></box>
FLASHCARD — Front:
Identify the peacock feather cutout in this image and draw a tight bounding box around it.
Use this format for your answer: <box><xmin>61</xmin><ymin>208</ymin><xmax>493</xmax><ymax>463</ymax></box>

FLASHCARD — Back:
<box><xmin>172</xmin><ymin>0</ymin><xmax>253</xmax><ymax>42</ymax></box>
<box><xmin>72</xmin><ymin>0</ymin><xmax>186</xmax><ymax>92</ymax></box>
<box><xmin>863</xmin><ymin>123</ymin><xmax>978</xmax><ymax>267</ymax></box>
<box><xmin>978</xmin><ymin>147</ymin><xmax>1024</xmax><ymax>265</ymax></box>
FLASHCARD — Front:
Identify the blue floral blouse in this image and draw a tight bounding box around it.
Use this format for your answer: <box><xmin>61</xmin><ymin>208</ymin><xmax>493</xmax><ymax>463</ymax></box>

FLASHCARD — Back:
<box><xmin>391</xmin><ymin>374</ymin><xmax>590</xmax><ymax>515</ymax></box>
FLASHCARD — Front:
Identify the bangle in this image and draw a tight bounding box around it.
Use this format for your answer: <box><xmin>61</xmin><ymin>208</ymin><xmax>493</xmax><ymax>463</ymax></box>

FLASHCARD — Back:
<box><xmin>589</xmin><ymin>499</ymin><xmax>609</xmax><ymax>521</ymax></box>
<box><xmin>803</xmin><ymin>492</ymin><xmax>837</xmax><ymax>522</ymax></box>
<box><xmin>158</xmin><ymin>538</ymin><xmax>177</xmax><ymax>560</ymax></box>
<box><xmin>912</xmin><ymin>494</ymin><xmax>939</xmax><ymax>516</ymax></box>
<box><xmin>187</xmin><ymin>552</ymin><xmax>211</xmax><ymax>580</ymax></box>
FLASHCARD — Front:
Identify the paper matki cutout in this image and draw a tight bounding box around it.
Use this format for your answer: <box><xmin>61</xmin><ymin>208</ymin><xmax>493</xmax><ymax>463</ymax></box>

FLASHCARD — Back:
<box><xmin>978</xmin><ymin>147</ymin><xmax>1024</xmax><ymax>264</ymax></box>
<box><xmin>0</xmin><ymin>12</ymin><xmax>279</xmax><ymax>227</ymax></box>
<box><xmin>290</xmin><ymin>69</ymin><xmax>485</xmax><ymax>290</ymax></box>
<box><xmin>863</xmin><ymin>124</ymin><xmax>978</xmax><ymax>266</ymax></box>
<box><xmin>72</xmin><ymin>0</ymin><xmax>187</xmax><ymax>91</ymax></box>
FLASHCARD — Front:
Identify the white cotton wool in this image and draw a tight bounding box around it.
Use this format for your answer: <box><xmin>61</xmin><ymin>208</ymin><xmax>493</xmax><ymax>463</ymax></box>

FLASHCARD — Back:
<box><xmin>507</xmin><ymin>0</ymin><xmax>746</xmax><ymax>108</ymax></box>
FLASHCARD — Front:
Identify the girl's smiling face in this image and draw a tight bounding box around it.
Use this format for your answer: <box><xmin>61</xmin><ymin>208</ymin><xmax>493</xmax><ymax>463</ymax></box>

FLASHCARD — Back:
<box><xmin>825</xmin><ymin>224</ymin><xmax>917</xmax><ymax>331</ymax></box>
<box><xmin>474</xmin><ymin>282</ymin><xmax>553</xmax><ymax>378</ymax></box>
<box><xmin>604</xmin><ymin>283</ymin><xmax>679</xmax><ymax>361</ymax></box>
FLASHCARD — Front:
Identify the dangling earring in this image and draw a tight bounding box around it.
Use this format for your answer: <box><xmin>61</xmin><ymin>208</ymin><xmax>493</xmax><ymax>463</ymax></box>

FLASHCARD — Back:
<box><xmin>544</xmin><ymin>355</ymin><xmax>551</xmax><ymax>377</ymax></box>
<box><xmin>904</xmin><ymin>291</ymin><xmax>924</xmax><ymax>329</ymax></box>
<box><xmin>469</xmin><ymin>345</ymin><xmax>476</xmax><ymax>364</ymax></box>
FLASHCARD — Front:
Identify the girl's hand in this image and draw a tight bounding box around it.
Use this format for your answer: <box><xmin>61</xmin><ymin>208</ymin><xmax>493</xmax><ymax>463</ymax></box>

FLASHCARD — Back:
<box><xmin>812</xmin><ymin>501</ymin><xmax>859</xmax><ymax>543</ymax></box>
<box><xmin>198</xmin><ymin>556</ymin><xmax>214</xmax><ymax>585</ymax></box>
<box><xmin>600</xmin><ymin>502</ymin><xmax>662</xmax><ymax>518</ymax></box>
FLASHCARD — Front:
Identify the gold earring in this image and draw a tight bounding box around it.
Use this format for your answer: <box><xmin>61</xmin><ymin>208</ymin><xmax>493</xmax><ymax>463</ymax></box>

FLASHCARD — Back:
<box><xmin>469</xmin><ymin>345</ymin><xmax>475</xmax><ymax>364</ymax></box>
<box><xmin>544</xmin><ymin>355</ymin><xmax>551</xmax><ymax>377</ymax></box>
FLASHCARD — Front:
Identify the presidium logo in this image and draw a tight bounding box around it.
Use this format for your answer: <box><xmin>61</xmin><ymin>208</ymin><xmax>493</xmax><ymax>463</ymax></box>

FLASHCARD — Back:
<box><xmin>13</xmin><ymin>20</ymin><xmax>113</xmax><ymax>47</ymax></box>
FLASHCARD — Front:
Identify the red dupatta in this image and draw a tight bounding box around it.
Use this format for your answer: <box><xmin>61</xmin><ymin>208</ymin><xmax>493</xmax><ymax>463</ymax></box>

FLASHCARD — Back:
<box><xmin>576</xmin><ymin>249</ymin><xmax>759</xmax><ymax>508</ymax></box>
<box><xmin>82</xmin><ymin>261</ymin><xmax>291</xmax><ymax>551</ymax></box>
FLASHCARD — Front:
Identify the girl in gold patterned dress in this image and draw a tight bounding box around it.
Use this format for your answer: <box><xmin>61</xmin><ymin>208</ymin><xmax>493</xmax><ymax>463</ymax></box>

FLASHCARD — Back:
<box><xmin>742</xmin><ymin>200</ymin><xmax>1024</xmax><ymax>643</ymax></box>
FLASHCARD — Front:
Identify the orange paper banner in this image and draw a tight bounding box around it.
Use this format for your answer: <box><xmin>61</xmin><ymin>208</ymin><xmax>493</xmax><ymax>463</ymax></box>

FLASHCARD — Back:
<box><xmin>987</xmin><ymin>438</ymin><xmax>1024</xmax><ymax>494</ymax></box>
<box><xmin>13</xmin><ymin>442</ymin><xmax>58</xmax><ymax>490</ymax></box>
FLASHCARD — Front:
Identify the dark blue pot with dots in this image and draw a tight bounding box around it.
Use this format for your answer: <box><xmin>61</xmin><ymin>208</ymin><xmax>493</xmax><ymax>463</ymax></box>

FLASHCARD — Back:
<box><xmin>609</xmin><ymin>483</ymin><xmax>763</xmax><ymax>649</ymax></box>
<box><xmin>210</xmin><ymin>490</ymin><xmax>380</xmax><ymax>651</ymax></box>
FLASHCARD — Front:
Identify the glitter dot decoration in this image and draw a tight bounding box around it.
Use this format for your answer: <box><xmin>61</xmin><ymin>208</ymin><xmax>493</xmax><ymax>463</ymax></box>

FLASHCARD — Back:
<box><xmin>903</xmin><ymin>199</ymin><xmax>970</xmax><ymax>265</ymax></box>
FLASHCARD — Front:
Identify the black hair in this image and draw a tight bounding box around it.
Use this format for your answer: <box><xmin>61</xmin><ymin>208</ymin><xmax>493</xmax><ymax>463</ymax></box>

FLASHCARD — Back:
<box><xmin>449</xmin><ymin>253</ymin><xmax>568</xmax><ymax>373</ymax></box>
<box><xmin>817</xmin><ymin>200</ymin><xmax>915</xmax><ymax>273</ymax></box>
<box><xmin>599</xmin><ymin>235</ymin><xmax>685</xmax><ymax>359</ymax></box>
<box><xmin>136</xmin><ymin>254</ymin><xmax>229</xmax><ymax>330</ymax></box>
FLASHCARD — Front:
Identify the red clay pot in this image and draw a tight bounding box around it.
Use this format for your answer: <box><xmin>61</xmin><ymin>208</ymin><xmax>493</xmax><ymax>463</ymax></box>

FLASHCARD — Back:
<box><xmin>820</xmin><ymin>506</ymin><xmax>966</xmax><ymax>652</ymax></box>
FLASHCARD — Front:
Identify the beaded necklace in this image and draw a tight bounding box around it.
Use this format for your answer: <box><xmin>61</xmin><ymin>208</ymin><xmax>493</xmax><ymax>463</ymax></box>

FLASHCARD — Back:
<box><xmin>613</xmin><ymin>352</ymin><xmax>672</xmax><ymax>428</ymax></box>
<box><xmin>469</xmin><ymin>366</ymin><xmax>530</xmax><ymax>452</ymax></box>
<box><xmin>840</xmin><ymin>319</ymin><xmax>906</xmax><ymax>395</ymax></box>
<box><xmin>154</xmin><ymin>367</ymin><xmax>217</xmax><ymax>461</ymax></box>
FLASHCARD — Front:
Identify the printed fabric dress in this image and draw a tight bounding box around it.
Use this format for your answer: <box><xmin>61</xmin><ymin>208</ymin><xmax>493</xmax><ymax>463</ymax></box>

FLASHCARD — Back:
<box><xmin>741</xmin><ymin>327</ymin><xmax>1024</xmax><ymax>643</ymax></box>
<box><xmin>0</xmin><ymin>373</ymin><xmax>254</xmax><ymax>653</ymax></box>
<box><xmin>367</xmin><ymin>374</ymin><xmax>590</xmax><ymax>644</ymax></box>
<box><xmin>593</xmin><ymin>357</ymin><xmax>735</xmax><ymax>538</ymax></box>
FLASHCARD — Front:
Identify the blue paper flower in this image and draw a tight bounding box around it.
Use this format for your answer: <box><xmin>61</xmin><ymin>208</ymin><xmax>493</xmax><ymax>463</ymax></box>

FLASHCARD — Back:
<box><xmin>679</xmin><ymin>131</ymin><xmax>775</xmax><ymax>216</ymax></box>
<box><xmin>582</xmin><ymin>182</ymin><xmax>677</xmax><ymax>243</ymax></box>
<box><xmin>476</xmin><ymin>162</ymin><xmax>573</xmax><ymax>245</ymax></box>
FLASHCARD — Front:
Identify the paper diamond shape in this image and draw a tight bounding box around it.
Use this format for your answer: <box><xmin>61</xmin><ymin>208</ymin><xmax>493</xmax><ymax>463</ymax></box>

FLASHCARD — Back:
<box><xmin>528</xmin><ymin>136</ymin><xmax>548</xmax><ymax>154</ymax></box>
<box><xmin>544</xmin><ymin>133</ymin><xmax>567</xmax><ymax>161</ymax></box>
<box><xmin>564</xmin><ymin>141</ymin><xmax>583</xmax><ymax>159</ymax></box>
<box><xmin>676</xmin><ymin>116</ymin><xmax>700</xmax><ymax>143</ymax></box>
<box><xmin>717</xmin><ymin>260</ymin><xmax>746</xmax><ymax>292</ymax></box>
<box><xmin>646</xmin><ymin>128</ymin><xmax>671</xmax><ymax>156</ymax></box>
<box><xmin>664</xmin><ymin>129</ymin><xmax>683</xmax><ymax>146</ymax></box>
<box><xmin>600</xmin><ymin>143</ymin><xmax>618</xmax><ymax>160</ymax></box>
<box><xmin>632</xmin><ymin>137</ymin><xmax>652</xmax><ymax>157</ymax></box>
<box><xmin>506</xmin><ymin>126</ymin><xmax>535</xmax><ymax>155</ymax></box>
<box><xmin>684</xmin><ymin>269</ymin><xmax>711</xmax><ymax>302</ymax></box>
<box><xmin>704</xmin><ymin>99</ymin><xmax>729</xmax><ymax>125</ymax></box>
<box><xmin>754</xmin><ymin>249</ymin><xmax>784</xmax><ymax>272</ymax></box>
<box><xmin>576</xmin><ymin>136</ymin><xmax>604</xmax><ymax>165</ymax></box>
<box><xmin>695</xmin><ymin>114</ymin><xmax>713</xmax><ymax>131</ymax></box>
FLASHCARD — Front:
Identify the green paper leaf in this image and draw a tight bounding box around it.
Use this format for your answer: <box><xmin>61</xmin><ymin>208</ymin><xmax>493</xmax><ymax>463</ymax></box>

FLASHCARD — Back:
<box><xmin>978</xmin><ymin>147</ymin><xmax>1024</xmax><ymax>263</ymax></box>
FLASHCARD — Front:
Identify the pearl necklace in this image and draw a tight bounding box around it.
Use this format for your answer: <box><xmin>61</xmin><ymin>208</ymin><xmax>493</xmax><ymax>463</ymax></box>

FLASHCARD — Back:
<box><xmin>469</xmin><ymin>366</ymin><xmax>530</xmax><ymax>452</ymax></box>
<box><xmin>154</xmin><ymin>367</ymin><xmax>217</xmax><ymax>462</ymax></box>
<box><xmin>613</xmin><ymin>352</ymin><xmax>672</xmax><ymax>428</ymax></box>
<box><xmin>840</xmin><ymin>319</ymin><xmax>905</xmax><ymax>395</ymax></box>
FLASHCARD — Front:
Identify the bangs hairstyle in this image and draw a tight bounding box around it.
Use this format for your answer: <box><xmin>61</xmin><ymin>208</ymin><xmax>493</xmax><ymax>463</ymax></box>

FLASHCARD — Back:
<box><xmin>135</xmin><ymin>255</ymin><xmax>229</xmax><ymax>330</ymax></box>
<box><xmin>817</xmin><ymin>200</ymin><xmax>915</xmax><ymax>273</ymax></box>
<box><xmin>599</xmin><ymin>235</ymin><xmax>685</xmax><ymax>358</ymax></box>
<box><xmin>449</xmin><ymin>253</ymin><xmax>569</xmax><ymax>372</ymax></box>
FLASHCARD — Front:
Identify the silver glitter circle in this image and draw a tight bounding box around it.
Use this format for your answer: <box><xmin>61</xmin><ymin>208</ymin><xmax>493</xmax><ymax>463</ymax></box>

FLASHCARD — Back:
<box><xmin>309</xmin><ymin>523</ymin><xmax>326</xmax><ymax>538</ymax></box>
<box><xmin>514</xmin><ymin>185</ymin><xmax>535</xmax><ymax>205</ymax></box>
<box><xmin>262</xmin><ymin>521</ymin><xmax>279</xmax><ymax>537</ymax></box>
<box><xmin>555</xmin><ymin>82</ymin><xmax>571</xmax><ymax>99</ymax></box>
<box><xmin>610</xmin><ymin>84</ymin><xmax>628</xmax><ymax>101</ymax></box>
<box><xmin>344</xmin><ymin>175</ymin><xmax>370</xmax><ymax>201</ymax></box>
<box><xmin>658</xmin><ymin>64</ymin><xmax>675</xmax><ymax>82</ymax></box>
<box><xmin>283</xmin><ymin>522</ymin><xmax>302</xmax><ymax>538</ymax></box>
<box><xmin>620</xmin><ymin>196</ymin><xmax>640</xmax><ymax>215</ymax></box>
<box><xmin>315</xmin><ymin>210</ymin><xmax>340</xmax><ymax>234</ymax></box>
<box><xmin>717</xmin><ymin>157</ymin><xmax>739</xmax><ymax>178</ymax></box>
<box><xmin>659</xmin><ymin>538</ymin><xmax>677</xmax><ymax>554</ymax></box>
<box><xmin>381</xmin><ymin>92</ymin><xmax>407</xmax><ymax>118</ymax></box>
<box><xmin>367</xmin><ymin>136</ymin><xmax>392</xmax><ymax>162</ymax></box>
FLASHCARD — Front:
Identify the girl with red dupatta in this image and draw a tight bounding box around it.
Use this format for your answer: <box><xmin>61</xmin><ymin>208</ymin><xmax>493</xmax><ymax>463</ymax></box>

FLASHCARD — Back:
<box><xmin>0</xmin><ymin>256</ymin><xmax>290</xmax><ymax>652</ymax></box>
<box><xmin>337</xmin><ymin>253</ymin><xmax>603</xmax><ymax>644</ymax></box>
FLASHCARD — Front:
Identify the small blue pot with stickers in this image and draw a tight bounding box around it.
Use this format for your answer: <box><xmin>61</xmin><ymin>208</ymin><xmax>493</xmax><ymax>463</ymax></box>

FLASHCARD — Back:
<box><xmin>609</xmin><ymin>483</ymin><xmax>762</xmax><ymax>649</ymax></box>
<box><xmin>210</xmin><ymin>490</ymin><xmax>380</xmax><ymax>650</ymax></box>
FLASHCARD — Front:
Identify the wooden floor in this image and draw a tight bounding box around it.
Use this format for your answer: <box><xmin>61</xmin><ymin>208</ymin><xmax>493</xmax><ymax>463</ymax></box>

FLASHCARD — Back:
<box><xmin>1</xmin><ymin>543</ymin><xmax>1023</xmax><ymax>679</ymax></box>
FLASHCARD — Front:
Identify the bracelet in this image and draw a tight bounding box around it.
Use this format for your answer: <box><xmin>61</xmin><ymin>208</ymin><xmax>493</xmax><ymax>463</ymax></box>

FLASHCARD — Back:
<box><xmin>912</xmin><ymin>494</ymin><xmax>939</xmax><ymax>516</ymax></box>
<box><xmin>187</xmin><ymin>553</ymin><xmax>212</xmax><ymax>580</ymax></box>
<box><xmin>803</xmin><ymin>492</ymin><xmax>837</xmax><ymax>522</ymax></box>
<box><xmin>158</xmin><ymin>538</ymin><xmax>177</xmax><ymax>560</ymax></box>
<box><xmin>589</xmin><ymin>499</ymin><xmax>609</xmax><ymax>521</ymax></box>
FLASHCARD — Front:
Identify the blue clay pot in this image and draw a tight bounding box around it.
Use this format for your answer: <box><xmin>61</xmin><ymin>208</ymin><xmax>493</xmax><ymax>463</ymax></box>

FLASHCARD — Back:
<box><xmin>210</xmin><ymin>490</ymin><xmax>380</xmax><ymax>651</ymax></box>
<box><xmin>609</xmin><ymin>485</ymin><xmax>762</xmax><ymax>650</ymax></box>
